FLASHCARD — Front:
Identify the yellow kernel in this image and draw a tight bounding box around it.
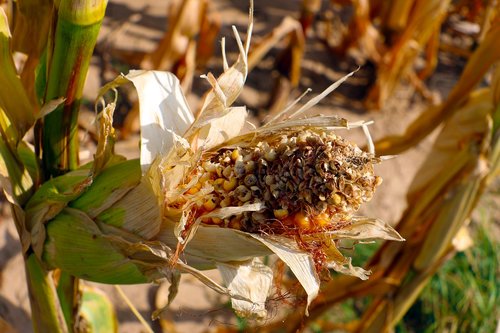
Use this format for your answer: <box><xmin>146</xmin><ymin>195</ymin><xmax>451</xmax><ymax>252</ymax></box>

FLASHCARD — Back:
<box><xmin>186</xmin><ymin>182</ymin><xmax>202</xmax><ymax>195</ymax></box>
<box><xmin>220</xmin><ymin>197</ymin><xmax>231</xmax><ymax>207</ymax></box>
<box><xmin>331</xmin><ymin>193</ymin><xmax>342</xmax><ymax>206</ymax></box>
<box><xmin>186</xmin><ymin>187</ymin><xmax>199</xmax><ymax>195</ymax></box>
<box><xmin>213</xmin><ymin>178</ymin><xmax>225</xmax><ymax>190</ymax></box>
<box><xmin>203</xmin><ymin>198</ymin><xmax>218</xmax><ymax>211</ymax></box>
<box><xmin>228</xmin><ymin>217</ymin><xmax>242</xmax><ymax>230</ymax></box>
<box><xmin>201</xmin><ymin>217</ymin><xmax>212</xmax><ymax>224</ymax></box>
<box><xmin>314</xmin><ymin>213</ymin><xmax>330</xmax><ymax>228</ymax></box>
<box><xmin>273</xmin><ymin>209</ymin><xmax>289</xmax><ymax>219</ymax></box>
<box><xmin>211</xmin><ymin>217</ymin><xmax>223</xmax><ymax>224</ymax></box>
<box><xmin>294</xmin><ymin>212</ymin><xmax>311</xmax><ymax>230</ymax></box>
<box><xmin>223</xmin><ymin>177</ymin><xmax>237</xmax><ymax>191</ymax></box>
<box><xmin>199</xmin><ymin>173</ymin><xmax>211</xmax><ymax>183</ymax></box>
<box><xmin>231</xmin><ymin>149</ymin><xmax>240</xmax><ymax>161</ymax></box>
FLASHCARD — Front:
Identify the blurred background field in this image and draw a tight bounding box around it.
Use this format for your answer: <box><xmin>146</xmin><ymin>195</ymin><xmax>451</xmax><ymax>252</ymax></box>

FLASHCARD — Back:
<box><xmin>1</xmin><ymin>0</ymin><xmax>499</xmax><ymax>332</ymax></box>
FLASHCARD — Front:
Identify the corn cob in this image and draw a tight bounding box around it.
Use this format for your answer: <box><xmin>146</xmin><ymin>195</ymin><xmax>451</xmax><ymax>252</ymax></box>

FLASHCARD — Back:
<box><xmin>173</xmin><ymin>129</ymin><xmax>381</xmax><ymax>233</ymax></box>
<box><xmin>167</xmin><ymin>128</ymin><xmax>382</xmax><ymax>271</ymax></box>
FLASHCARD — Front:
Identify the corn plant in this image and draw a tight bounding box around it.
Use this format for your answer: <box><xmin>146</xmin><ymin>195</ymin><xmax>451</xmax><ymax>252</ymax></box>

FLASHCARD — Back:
<box><xmin>0</xmin><ymin>1</ymin><xmax>405</xmax><ymax>331</ymax></box>
<box><xmin>317</xmin><ymin>0</ymin><xmax>499</xmax><ymax>109</ymax></box>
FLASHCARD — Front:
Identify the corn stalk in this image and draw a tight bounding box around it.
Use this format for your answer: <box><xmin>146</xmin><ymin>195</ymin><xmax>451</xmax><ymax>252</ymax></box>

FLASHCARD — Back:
<box><xmin>0</xmin><ymin>0</ymin><xmax>108</xmax><ymax>331</ymax></box>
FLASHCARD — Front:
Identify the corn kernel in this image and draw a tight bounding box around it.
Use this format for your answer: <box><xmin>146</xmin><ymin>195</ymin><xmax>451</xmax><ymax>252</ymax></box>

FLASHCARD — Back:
<box><xmin>223</xmin><ymin>165</ymin><xmax>232</xmax><ymax>178</ymax></box>
<box><xmin>264</xmin><ymin>149</ymin><xmax>276</xmax><ymax>162</ymax></box>
<box><xmin>228</xmin><ymin>217</ymin><xmax>242</xmax><ymax>230</ymax></box>
<box><xmin>313</xmin><ymin>212</ymin><xmax>330</xmax><ymax>228</ymax></box>
<box><xmin>203</xmin><ymin>198</ymin><xmax>218</xmax><ymax>211</ymax></box>
<box><xmin>235</xmin><ymin>185</ymin><xmax>251</xmax><ymax>202</ymax></box>
<box><xmin>213</xmin><ymin>178</ymin><xmax>225</xmax><ymax>190</ymax></box>
<box><xmin>223</xmin><ymin>178</ymin><xmax>237</xmax><ymax>191</ymax></box>
<box><xmin>331</xmin><ymin>193</ymin><xmax>342</xmax><ymax>206</ymax></box>
<box><xmin>186</xmin><ymin>186</ymin><xmax>199</xmax><ymax>195</ymax></box>
<box><xmin>293</xmin><ymin>212</ymin><xmax>311</xmax><ymax>230</ymax></box>
<box><xmin>211</xmin><ymin>217</ymin><xmax>223</xmax><ymax>224</ymax></box>
<box><xmin>231</xmin><ymin>149</ymin><xmax>240</xmax><ymax>161</ymax></box>
<box><xmin>220</xmin><ymin>197</ymin><xmax>231</xmax><ymax>207</ymax></box>
<box><xmin>273</xmin><ymin>209</ymin><xmax>289</xmax><ymax>219</ymax></box>
<box><xmin>186</xmin><ymin>182</ymin><xmax>202</xmax><ymax>195</ymax></box>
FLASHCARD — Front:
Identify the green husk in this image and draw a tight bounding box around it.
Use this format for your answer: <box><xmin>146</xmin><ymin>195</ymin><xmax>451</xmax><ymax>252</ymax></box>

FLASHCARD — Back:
<box><xmin>43</xmin><ymin>207</ymin><xmax>150</xmax><ymax>284</ymax></box>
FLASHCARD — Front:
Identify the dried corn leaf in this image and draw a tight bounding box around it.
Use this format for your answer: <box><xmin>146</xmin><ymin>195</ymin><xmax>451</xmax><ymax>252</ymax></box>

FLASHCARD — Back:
<box><xmin>366</xmin><ymin>0</ymin><xmax>450</xmax><ymax>109</ymax></box>
<box><xmin>408</xmin><ymin>89</ymin><xmax>492</xmax><ymax>197</ymax></box>
<box><xmin>247</xmin><ymin>16</ymin><xmax>304</xmax><ymax>85</ymax></box>
<box><xmin>375</xmin><ymin>17</ymin><xmax>500</xmax><ymax>155</ymax></box>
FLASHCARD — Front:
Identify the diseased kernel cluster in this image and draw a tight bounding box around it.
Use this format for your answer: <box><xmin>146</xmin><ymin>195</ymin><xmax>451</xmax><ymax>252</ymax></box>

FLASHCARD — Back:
<box><xmin>174</xmin><ymin>130</ymin><xmax>382</xmax><ymax>233</ymax></box>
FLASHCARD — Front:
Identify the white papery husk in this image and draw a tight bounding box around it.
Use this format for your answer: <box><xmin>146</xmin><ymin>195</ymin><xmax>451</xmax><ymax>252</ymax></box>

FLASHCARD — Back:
<box><xmin>97</xmin><ymin>5</ymin><xmax>403</xmax><ymax>318</ymax></box>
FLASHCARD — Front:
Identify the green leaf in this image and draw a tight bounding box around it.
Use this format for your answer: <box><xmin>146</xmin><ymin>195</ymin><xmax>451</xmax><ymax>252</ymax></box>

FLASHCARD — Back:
<box><xmin>79</xmin><ymin>286</ymin><xmax>118</xmax><ymax>333</ymax></box>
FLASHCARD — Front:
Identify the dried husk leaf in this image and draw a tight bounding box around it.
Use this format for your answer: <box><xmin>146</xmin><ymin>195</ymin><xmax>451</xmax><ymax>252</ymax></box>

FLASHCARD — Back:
<box><xmin>251</xmin><ymin>235</ymin><xmax>320</xmax><ymax>315</ymax></box>
<box><xmin>190</xmin><ymin>106</ymin><xmax>248</xmax><ymax>150</ymax></box>
<box><xmin>217</xmin><ymin>258</ymin><xmax>273</xmax><ymax>319</ymax></box>
<box><xmin>158</xmin><ymin>215</ymin><xmax>271</xmax><ymax>269</ymax></box>
<box><xmin>185</xmin><ymin>4</ymin><xmax>253</xmax><ymax>135</ymax></box>
<box><xmin>97</xmin><ymin>70</ymin><xmax>195</xmax><ymax>172</ymax></box>
<box><xmin>323</xmin><ymin>216</ymin><xmax>404</xmax><ymax>241</ymax></box>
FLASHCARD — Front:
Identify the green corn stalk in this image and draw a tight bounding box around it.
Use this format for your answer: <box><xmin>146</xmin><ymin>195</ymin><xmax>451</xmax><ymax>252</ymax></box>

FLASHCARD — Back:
<box><xmin>1</xmin><ymin>0</ymin><xmax>108</xmax><ymax>331</ymax></box>
<box><xmin>40</xmin><ymin>0</ymin><xmax>106</xmax><ymax>177</ymax></box>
